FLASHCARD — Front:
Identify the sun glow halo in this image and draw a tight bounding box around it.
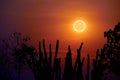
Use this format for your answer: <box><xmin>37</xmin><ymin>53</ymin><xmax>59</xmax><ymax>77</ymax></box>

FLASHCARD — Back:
<box><xmin>73</xmin><ymin>20</ymin><xmax>86</xmax><ymax>32</ymax></box>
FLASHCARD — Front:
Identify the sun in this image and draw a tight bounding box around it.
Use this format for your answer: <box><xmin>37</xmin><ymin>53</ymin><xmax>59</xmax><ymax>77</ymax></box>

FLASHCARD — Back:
<box><xmin>73</xmin><ymin>20</ymin><xmax>86</xmax><ymax>32</ymax></box>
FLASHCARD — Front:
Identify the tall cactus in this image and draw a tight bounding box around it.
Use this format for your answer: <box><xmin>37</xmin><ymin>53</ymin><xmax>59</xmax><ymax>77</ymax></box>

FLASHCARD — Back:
<box><xmin>73</xmin><ymin>42</ymin><xmax>85</xmax><ymax>80</ymax></box>
<box><xmin>91</xmin><ymin>49</ymin><xmax>105</xmax><ymax>80</ymax></box>
<box><xmin>42</xmin><ymin>39</ymin><xmax>47</xmax><ymax>61</ymax></box>
<box><xmin>53</xmin><ymin>40</ymin><xmax>61</xmax><ymax>80</ymax></box>
<box><xmin>49</xmin><ymin>44</ymin><xmax>52</xmax><ymax>68</ymax></box>
<box><xmin>62</xmin><ymin>45</ymin><xmax>73</xmax><ymax>80</ymax></box>
<box><xmin>55</xmin><ymin>40</ymin><xmax>59</xmax><ymax>59</ymax></box>
<box><xmin>86</xmin><ymin>54</ymin><xmax>90</xmax><ymax>80</ymax></box>
<box><xmin>39</xmin><ymin>41</ymin><xmax>43</xmax><ymax>62</ymax></box>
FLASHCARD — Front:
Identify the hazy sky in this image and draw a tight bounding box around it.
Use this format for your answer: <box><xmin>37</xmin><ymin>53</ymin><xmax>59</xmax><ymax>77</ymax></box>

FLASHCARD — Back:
<box><xmin>0</xmin><ymin>0</ymin><xmax>120</xmax><ymax>56</ymax></box>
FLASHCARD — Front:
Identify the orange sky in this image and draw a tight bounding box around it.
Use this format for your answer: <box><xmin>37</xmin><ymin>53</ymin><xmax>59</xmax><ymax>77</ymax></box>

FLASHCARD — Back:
<box><xmin>0</xmin><ymin>0</ymin><xmax>120</xmax><ymax>57</ymax></box>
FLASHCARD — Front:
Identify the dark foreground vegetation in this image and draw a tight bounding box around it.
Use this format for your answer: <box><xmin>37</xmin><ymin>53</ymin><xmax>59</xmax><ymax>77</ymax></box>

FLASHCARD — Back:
<box><xmin>0</xmin><ymin>23</ymin><xmax>120</xmax><ymax>80</ymax></box>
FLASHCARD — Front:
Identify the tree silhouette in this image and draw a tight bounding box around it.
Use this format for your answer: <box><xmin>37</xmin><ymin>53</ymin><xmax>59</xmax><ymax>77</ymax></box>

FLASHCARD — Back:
<box><xmin>10</xmin><ymin>32</ymin><xmax>33</xmax><ymax>80</ymax></box>
<box><xmin>91</xmin><ymin>22</ymin><xmax>120</xmax><ymax>80</ymax></box>
<box><xmin>0</xmin><ymin>22</ymin><xmax>120</xmax><ymax>80</ymax></box>
<box><xmin>0</xmin><ymin>50</ymin><xmax>13</xmax><ymax>80</ymax></box>
<box><xmin>103</xmin><ymin>22</ymin><xmax>120</xmax><ymax>75</ymax></box>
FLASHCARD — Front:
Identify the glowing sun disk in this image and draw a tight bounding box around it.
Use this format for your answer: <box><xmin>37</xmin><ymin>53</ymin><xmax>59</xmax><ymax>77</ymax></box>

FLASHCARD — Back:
<box><xmin>73</xmin><ymin>20</ymin><xmax>86</xmax><ymax>32</ymax></box>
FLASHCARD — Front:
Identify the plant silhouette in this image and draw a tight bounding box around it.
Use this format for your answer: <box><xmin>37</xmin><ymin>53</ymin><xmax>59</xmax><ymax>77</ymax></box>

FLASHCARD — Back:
<box><xmin>62</xmin><ymin>45</ymin><xmax>73</xmax><ymax>80</ymax></box>
<box><xmin>0</xmin><ymin>50</ymin><xmax>13</xmax><ymax>80</ymax></box>
<box><xmin>91</xmin><ymin>22</ymin><xmax>120</xmax><ymax>80</ymax></box>
<box><xmin>0</xmin><ymin>22</ymin><xmax>120</xmax><ymax>80</ymax></box>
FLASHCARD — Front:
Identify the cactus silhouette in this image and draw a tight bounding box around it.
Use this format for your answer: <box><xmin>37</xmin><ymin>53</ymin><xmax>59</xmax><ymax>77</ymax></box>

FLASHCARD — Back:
<box><xmin>73</xmin><ymin>43</ymin><xmax>85</xmax><ymax>80</ymax></box>
<box><xmin>62</xmin><ymin>45</ymin><xmax>73</xmax><ymax>80</ymax></box>
<box><xmin>0</xmin><ymin>22</ymin><xmax>120</xmax><ymax>80</ymax></box>
<box><xmin>86</xmin><ymin>54</ymin><xmax>90</xmax><ymax>80</ymax></box>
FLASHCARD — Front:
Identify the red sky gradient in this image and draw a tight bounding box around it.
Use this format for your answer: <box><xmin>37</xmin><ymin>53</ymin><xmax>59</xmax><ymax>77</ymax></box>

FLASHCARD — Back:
<box><xmin>0</xmin><ymin>0</ymin><xmax>120</xmax><ymax>58</ymax></box>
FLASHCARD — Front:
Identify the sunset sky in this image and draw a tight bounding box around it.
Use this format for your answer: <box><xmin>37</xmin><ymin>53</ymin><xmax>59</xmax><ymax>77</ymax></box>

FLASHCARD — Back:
<box><xmin>0</xmin><ymin>0</ymin><xmax>120</xmax><ymax>57</ymax></box>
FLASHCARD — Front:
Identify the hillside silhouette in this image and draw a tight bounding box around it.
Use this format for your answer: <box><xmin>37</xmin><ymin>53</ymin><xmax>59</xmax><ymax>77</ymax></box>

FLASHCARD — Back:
<box><xmin>0</xmin><ymin>22</ymin><xmax>120</xmax><ymax>80</ymax></box>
